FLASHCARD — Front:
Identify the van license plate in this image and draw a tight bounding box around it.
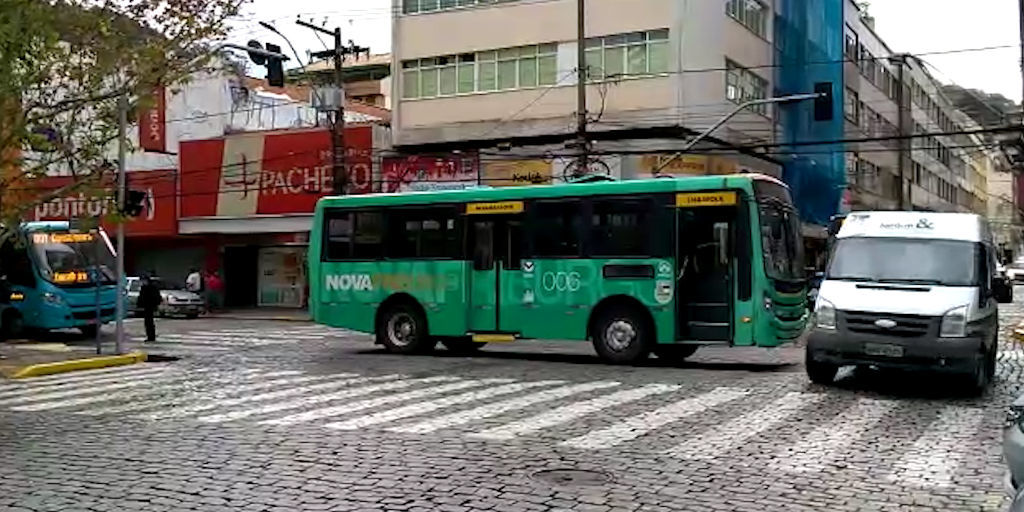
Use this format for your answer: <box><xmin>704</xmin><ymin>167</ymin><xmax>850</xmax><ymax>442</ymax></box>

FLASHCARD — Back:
<box><xmin>864</xmin><ymin>343</ymin><xmax>903</xmax><ymax>357</ymax></box>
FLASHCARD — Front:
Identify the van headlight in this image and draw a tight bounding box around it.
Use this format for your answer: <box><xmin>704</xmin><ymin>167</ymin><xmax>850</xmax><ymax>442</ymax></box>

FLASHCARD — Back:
<box><xmin>815</xmin><ymin>298</ymin><xmax>836</xmax><ymax>330</ymax></box>
<box><xmin>939</xmin><ymin>305</ymin><xmax>969</xmax><ymax>338</ymax></box>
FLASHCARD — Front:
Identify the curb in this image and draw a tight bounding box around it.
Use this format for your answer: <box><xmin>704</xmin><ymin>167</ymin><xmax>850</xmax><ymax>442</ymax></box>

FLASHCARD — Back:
<box><xmin>204</xmin><ymin>315</ymin><xmax>311</xmax><ymax>322</ymax></box>
<box><xmin>11</xmin><ymin>351</ymin><xmax>148</xmax><ymax>379</ymax></box>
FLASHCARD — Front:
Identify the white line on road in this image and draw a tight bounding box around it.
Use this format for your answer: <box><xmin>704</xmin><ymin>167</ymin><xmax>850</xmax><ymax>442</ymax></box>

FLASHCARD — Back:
<box><xmin>323</xmin><ymin>380</ymin><xmax>564</xmax><ymax>430</ymax></box>
<box><xmin>138</xmin><ymin>373</ymin><xmax>342</xmax><ymax>419</ymax></box>
<box><xmin>886</xmin><ymin>406</ymin><xmax>985</xmax><ymax>488</ymax></box>
<box><xmin>390</xmin><ymin>381</ymin><xmax>621</xmax><ymax>434</ymax></box>
<box><xmin>0</xmin><ymin>367</ymin><xmax>173</xmax><ymax>399</ymax></box>
<box><xmin>560</xmin><ymin>387</ymin><xmax>749</xmax><ymax>450</ymax></box>
<box><xmin>194</xmin><ymin>375</ymin><xmax>405</xmax><ymax>423</ymax></box>
<box><xmin>260</xmin><ymin>379</ymin><xmax>512</xmax><ymax>426</ymax></box>
<box><xmin>666</xmin><ymin>392</ymin><xmax>825</xmax><ymax>460</ymax></box>
<box><xmin>200</xmin><ymin>376</ymin><xmax>458</xmax><ymax>424</ymax></box>
<box><xmin>0</xmin><ymin>371</ymin><xmax>177</xmax><ymax>406</ymax></box>
<box><xmin>772</xmin><ymin>398</ymin><xmax>897</xmax><ymax>473</ymax></box>
<box><xmin>131</xmin><ymin>341</ymin><xmax>232</xmax><ymax>352</ymax></box>
<box><xmin>0</xmin><ymin>364</ymin><xmax>168</xmax><ymax>391</ymax></box>
<box><xmin>468</xmin><ymin>383</ymin><xmax>680</xmax><ymax>441</ymax></box>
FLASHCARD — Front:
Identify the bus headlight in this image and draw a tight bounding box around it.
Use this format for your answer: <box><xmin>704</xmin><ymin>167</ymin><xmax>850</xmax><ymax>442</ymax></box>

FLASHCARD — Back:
<box><xmin>940</xmin><ymin>305</ymin><xmax>969</xmax><ymax>338</ymax></box>
<box><xmin>815</xmin><ymin>299</ymin><xmax>836</xmax><ymax>330</ymax></box>
<box><xmin>42</xmin><ymin>292</ymin><xmax>66</xmax><ymax>306</ymax></box>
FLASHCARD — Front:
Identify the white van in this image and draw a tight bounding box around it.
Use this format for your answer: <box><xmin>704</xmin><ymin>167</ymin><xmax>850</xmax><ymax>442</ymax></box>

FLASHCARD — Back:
<box><xmin>807</xmin><ymin>211</ymin><xmax>1010</xmax><ymax>392</ymax></box>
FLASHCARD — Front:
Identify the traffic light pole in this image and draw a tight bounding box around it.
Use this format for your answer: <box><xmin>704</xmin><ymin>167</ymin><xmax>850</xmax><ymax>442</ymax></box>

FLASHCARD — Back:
<box><xmin>114</xmin><ymin>92</ymin><xmax>126</xmax><ymax>355</ymax></box>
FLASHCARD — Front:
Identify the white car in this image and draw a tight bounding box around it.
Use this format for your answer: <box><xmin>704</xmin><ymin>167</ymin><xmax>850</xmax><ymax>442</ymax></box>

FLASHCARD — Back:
<box><xmin>1008</xmin><ymin>260</ymin><xmax>1024</xmax><ymax>282</ymax></box>
<box><xmin>126</xmin><ymin>276</ymin><xmax>205</xmax><ymax>318</ymax></box>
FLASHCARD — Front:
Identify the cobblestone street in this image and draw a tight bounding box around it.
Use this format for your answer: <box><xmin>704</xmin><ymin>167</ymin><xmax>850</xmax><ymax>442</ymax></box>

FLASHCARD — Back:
<box><xmin>2</xmin><ymin>297</ymin><xmax>1024</xmax><ymax>512</ymax></box>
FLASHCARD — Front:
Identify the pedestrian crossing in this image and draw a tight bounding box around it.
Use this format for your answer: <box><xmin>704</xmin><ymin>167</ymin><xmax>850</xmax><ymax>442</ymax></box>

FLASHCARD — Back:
<box><xmin>0</xmin><ymin>364</ymin><xmax>997</xmax><ymax>490</ymax></box>
<box><xmin>131</xmin><ymin>325</ymin><xmax>350</xmax><ymax>353</ymax></box>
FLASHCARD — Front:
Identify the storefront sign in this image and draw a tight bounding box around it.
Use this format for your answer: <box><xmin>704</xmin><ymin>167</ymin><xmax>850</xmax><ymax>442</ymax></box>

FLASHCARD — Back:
<box><xmin>676</xmin><ymin>191</ymin><xmax>738</xmax><ymax>207</ymax></box>
<box><xmin>381</xmin><ymin>154</ymin><xmax>478</xmax><ymax>192</ymax></box>
<box><xmin>481</xmin><ymin>160</ymin><xmax>553</xmax><ymax>187</ymax></box>
<box><xmin>139</xmin><ymin>86</ymin><xmax>167</xmax><ymax>153</ymax></box>
<box><xmin>640</xmin><ymin>155</ymin><xmax>708</xmax><ymax>176</ymax></box>
<box><xmin>179</xmin><ymin>126</ymin><xmax>373</xmax><ymax>218</ymax></box>
<box><xmin>32</xmin><ymin>169</ymin><xmax>178</xmax><ymax>236</ymax></box>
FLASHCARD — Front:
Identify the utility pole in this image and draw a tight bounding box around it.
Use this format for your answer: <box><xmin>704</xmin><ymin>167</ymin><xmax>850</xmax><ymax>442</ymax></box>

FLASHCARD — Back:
<box><xmin>574</xmin><ymin>0</ymin><xmax>588</xmax><ymax>178</ymax></box>
<box><xmin>892</xmin><ymin>54</ymin><xmax>911</xmax><ymax>211</ymax></box>
<box><xmin>297</xmin><ymin>20</ymin><xmax>369</xmax><ymax>195</ymax></box>
<box><xmin>114</xmin><ymin>92</ymin><xmax>127</xmax><ymax>355</ymax></box>
<box><xmin>1019</xmin><ymin>0</ymin><xmax>1024</xmax><ymax>115</ymax></box>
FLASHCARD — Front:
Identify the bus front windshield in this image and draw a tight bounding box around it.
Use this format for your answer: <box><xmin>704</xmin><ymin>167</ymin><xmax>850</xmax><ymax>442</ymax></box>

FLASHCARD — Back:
<box><xmin>29</xmin><ymin>231</ymin><xmax>116</xmax><ymax>286</ymax></box>
<box><xmin>828</xmin><ymin>237</ymin><xmax>979</xmax><ymax>286</ymax></box>
<box><xmin>754</xmin><ymin>182</ymin><xmax>805</xmax><ymax>282</ymax></box>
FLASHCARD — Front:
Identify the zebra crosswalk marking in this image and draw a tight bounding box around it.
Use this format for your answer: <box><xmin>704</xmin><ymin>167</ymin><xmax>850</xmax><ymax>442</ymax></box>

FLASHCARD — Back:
<box><xmin>0</xmin><ymin>365</ymin><xmax>170</xmax><ymax>393</ymax></box>
<box><xmin>667</xmin><ymin>392</ymin><xmax>824</xmax><ymax>460</ymax></box>
<box><xmin>198</xmin><ymin>376</ymin><xmax>458</xmax><ymax>424</ymax></box>
<box><xmin>0</xmin><ymin>370</ymin><xmax>177</xmax><ymax>405</ymax></box>
<box><xmin>468</xmin><ymin>383</ymin><xmax>680</xmax><ymax>441</ymax></box>
<box><xmin>559</xmin><ymin>387</ymin><xmax>749</xmax><ymax>449</ymax></box>
<box><xmin>195</xmin><ymin>375</ymin><xmax>405</xmax><ymax>423</ymax></box>
<box><xmin>324</xmin><ymin>380</ymin><xmax>564</xmax><ymax>431</ymax></box>
<box><xmin>0</xmin><ymin>367</ymin><xmax>173</xmax><ymax>399</ymax></box>
<box><xmin>773</xmin><ymin>398</ymin><xmax>897</xmax><ymax>473</ymax></box>
<box><xmin>260</xmin><ymin>379</ymin><xmax>513</xmax><ymax>426</ymax></box>
<box><xmin>887</xmin><ymin>406</ymin><xmax>985</xmax><ymax>488</ymax></box>
<box><xmin>390</xmin><ymin>381</ymin><xmax>621</xmax><ymax>434</ymax></box>
<box><xmin>138</xmin><ymin>373</ymin><xmax>345</xmax><ymax>419</ymax></box>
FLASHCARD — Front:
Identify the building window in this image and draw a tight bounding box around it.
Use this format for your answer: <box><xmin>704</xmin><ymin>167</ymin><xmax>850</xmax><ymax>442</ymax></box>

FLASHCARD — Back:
<box><xmin>403</xmin><ymin>0</ymin><xmax>521</xmax><ymax>14</ymax></box>
<box><xmin>844</xmin><ymin>24</ymin><xmax>858</xmax><ymax>60</ymax></box>
<box><xmin>401</xmin><ymin>43</ymin><xmax>558</xmax><ymax>99</ymax></box>
<box><xmin>726</xmin><ymin>0</ymin><xmax>768</xmax><ymax>38</ymax></box>
<box><xmin>844</xmin><ymin>88</ymin><xmax>860</xmax><ymax>124</ymax></box>
<box><xmin>585</xmin><ymin>29</ymin><xmax>670</xmax><ymax>81</ymax></box>
<box><xmin>725</xmin><ymin>59</ymin><xmax>769</xmax><ymax>115</ymax></box>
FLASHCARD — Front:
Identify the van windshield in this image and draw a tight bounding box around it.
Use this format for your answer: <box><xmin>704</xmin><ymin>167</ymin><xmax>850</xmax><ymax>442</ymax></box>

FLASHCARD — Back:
<box><xmin>828</xmin><ymin>237</ymin><xmax>979</xmax><ymax>287</ymax></box>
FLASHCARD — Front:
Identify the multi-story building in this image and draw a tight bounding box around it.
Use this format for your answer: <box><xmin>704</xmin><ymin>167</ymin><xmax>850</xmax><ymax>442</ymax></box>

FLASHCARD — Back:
<box><xmin>390</xmin><ymin>0</ymin><xmax>786</xmax><ymax>186</ymax></box>
<box><xmin>841</xmin><ymin>1</ymin><xmax>992</xmax><ymax>214</ymax></box>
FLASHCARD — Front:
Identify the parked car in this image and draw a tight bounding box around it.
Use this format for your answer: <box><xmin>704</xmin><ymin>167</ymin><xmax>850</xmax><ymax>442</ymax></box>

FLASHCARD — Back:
<box><xmin>125</xmin><ymin>276</ymin><xmax>204</xmax><ymax>318</ymax></box>
<box><xmin>1007</xmin><ymin>258</ymin><xmax>1024</xmax><ymax>282</ymax></box>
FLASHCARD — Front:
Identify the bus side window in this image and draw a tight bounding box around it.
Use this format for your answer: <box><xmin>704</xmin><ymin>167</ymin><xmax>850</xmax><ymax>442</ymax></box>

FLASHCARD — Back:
<box><xmin>324</xmin><ymin>211</ymin><xmax>353</xmax><ymax>260</ymax></box>
<box><xmin>0</xmin><ymin>239</ymin><xmax>35</xmax><ymax>287</ymax></box>
<box><xmin>530</xmin><ymin>200</ymin><xmax>583</xmax><ymax>258</ymax></box>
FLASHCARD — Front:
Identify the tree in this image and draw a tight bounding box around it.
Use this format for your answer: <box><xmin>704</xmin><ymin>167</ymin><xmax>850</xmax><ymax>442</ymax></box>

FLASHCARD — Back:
<box><xmin>0</xmin><ymin>0</ymin><xmax>249</xmax><ymax>230</ymax></box>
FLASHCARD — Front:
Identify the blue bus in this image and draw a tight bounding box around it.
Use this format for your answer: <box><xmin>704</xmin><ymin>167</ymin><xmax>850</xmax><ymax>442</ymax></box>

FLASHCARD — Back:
<box><xmin>0</xmin><ymin>221</ymin><xmax>118</xmax><ymax>337</ymax></box>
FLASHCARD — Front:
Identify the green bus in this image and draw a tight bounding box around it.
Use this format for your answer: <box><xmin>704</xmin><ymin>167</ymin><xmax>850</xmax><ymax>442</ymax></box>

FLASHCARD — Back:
<box><xmin>309</xmin><ymin>174</ymin><xmax>807</xmax><ymax>364</ymax></box>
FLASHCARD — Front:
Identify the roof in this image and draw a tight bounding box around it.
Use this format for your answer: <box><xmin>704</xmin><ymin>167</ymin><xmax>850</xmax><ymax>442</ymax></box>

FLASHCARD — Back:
<box><xmin>836</xmin><ymin>211</ymin><xmax>988</xmax><ymax>242</ymax></box>
<box><xmin>303</xmin><ymin>53</ymin><xmax>392</xmax><ymax>74</ymax></box>
<box><xmin>316</xmin><ymin>174</ymin><xmax>780</xmax><ymax>209</ymax></box>
<box><xmin>242</xmin><ymin>77</ymin><xmax>390</xmax><ymax>123</ymax></box>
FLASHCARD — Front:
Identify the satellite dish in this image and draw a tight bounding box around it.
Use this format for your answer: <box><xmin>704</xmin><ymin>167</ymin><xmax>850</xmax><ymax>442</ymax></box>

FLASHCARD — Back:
<box><xmin>247</xmin><ymin>40</ymin><xmax>267</xmax><ymax>66</ymax></box>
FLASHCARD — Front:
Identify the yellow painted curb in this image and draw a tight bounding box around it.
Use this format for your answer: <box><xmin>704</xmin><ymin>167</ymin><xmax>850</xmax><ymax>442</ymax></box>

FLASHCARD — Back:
<box><xmin>11</xmin><ymin>351</ymin><xmax>148</xmax><ymax>379</ymax></box>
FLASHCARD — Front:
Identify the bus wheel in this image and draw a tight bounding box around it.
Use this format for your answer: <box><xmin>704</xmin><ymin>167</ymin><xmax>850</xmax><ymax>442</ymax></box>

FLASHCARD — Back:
<box><xmin>442</xmin><ymin>338</ymin><xmax>486</xmax><ymax>355</ymax></box>
<box><xmin>377</xmin><ymin>303</ymin><xmax>434</xmax><ymax>354</ymax></box>
<box><xmin>653</xmin><ymin>345</ymin><xmax>699</xmax><ymax>362</ymax></box>
<box><xmin>1</xmin><ymin>309</ymin><xmax>23</xmax><ymax>340</ymax></box>
<box><xmin>592</xmin><ymin>305</ymin><xmax>652</xmax><ymax>364</ymax></box>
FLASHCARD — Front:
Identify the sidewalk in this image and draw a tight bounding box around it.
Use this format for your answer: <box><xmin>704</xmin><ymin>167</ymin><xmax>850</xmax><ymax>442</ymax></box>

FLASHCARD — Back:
<box><xmin>203</xmin><ymin>307</ymin><xmax>311</xmax><ymax>322</ymax></box>
<box><xmin>0</xmin><ymin>340</ymin><xmax>145</xmax><ymax>379</ymax></box>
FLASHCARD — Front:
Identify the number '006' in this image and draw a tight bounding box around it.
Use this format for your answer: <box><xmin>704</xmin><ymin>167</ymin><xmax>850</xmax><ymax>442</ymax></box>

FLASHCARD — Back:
<box><xmin>542</xmin><ymin>272</ymin><xmax>581</xmax><ymax>292</ymax></box>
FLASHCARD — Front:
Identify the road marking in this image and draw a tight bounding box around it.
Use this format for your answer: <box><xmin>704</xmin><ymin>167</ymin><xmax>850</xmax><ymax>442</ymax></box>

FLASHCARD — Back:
<box><xmin>324</xmin><ymin>380</ymin><xmax>563</xmax><ymax>430</ymax></box>
<box><xmin>0</xmin><ymin>370</ymin><xmax>177</xmax><ymax>405</ymax></box>
<box><xmin>390</xmin><ymin>381</ymin><xmax>622</xmax><ymax>434</ymax></box>
<box><xmin>0</xmin><ymin>364</ymin><xmax>168</xmax><ymax>389</ymax></box>
<box><xmin>772</xmin><ymin>398</ymin><xmax>897</xmax><ymax>473</ymax></box>
<box><xmin>468</xmin><ymin>383</ymin><xmax>679</xmax><ymax>441</ymax></box>
<box><xmin>0</xmin><ymin>366</ymin><xmax>173</xmax><ymax>398</ymax></box>
<box><xmin>261</xmin><ymin>379</ymin><xmax>512</xmax><ymax>426</ymax></box>
<box><xmin>887</xmin><ymin>406</ymin><xmax>985</xmax><ymax>488</ymax></box>
<box><xmin>667</xmin><ymin>392</ymin><xmax>825</xmax><ymax>459</ymax></box>
<box><xmin>75</xmin><ymin>370</ymin><xmax>309</xmax><ymax>416</ymax></box>
<box><xmin>194</xmin><ymin>375</ymin><xmax>405</xmax><ymax>423</ymax></box>
<box><xmin>203</xmin><ymin>376</ymin><xmax>458</xmax><ymax>424</ymax></box>
<box><xmin>131</xmin><ymin>341</ymin><xmax>232</xmax><ymax>352</ymax></box>
<box><xmin>138</xmin><ymin>373</ymin><xmax>342</xmax><ymax>419</ymax></box>
<box><xmin>560</xmin><ymin>387</ymin><xmax>749</xmax><ymax>449</ymax></box>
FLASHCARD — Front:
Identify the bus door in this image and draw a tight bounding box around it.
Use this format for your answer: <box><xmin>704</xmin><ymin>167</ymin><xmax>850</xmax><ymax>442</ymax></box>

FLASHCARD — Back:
<box><xmin>675</xmin><ymin>192</ymin><xmax>736</xmax><ymax>343</ymax></box>
<box><xmin>465</xmin><ymin>202</ymin><xmax>525</xmax><ymax>334</ymax></box>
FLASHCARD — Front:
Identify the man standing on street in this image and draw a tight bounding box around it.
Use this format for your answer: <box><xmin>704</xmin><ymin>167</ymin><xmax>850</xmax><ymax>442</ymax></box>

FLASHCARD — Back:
<box><xmin>185</xmin><ymin>268</ymin><xmax>202</xmax><ymax>294</ymax></box>
<box><xmin>139</xmin><ymin>274</ymin><xmax>162</xmax><ymax>342</ymax></box>
<box><xmin>205</xmin><ymin>270</ymin><xmax>224</xmax><ymax>312</ymax></box>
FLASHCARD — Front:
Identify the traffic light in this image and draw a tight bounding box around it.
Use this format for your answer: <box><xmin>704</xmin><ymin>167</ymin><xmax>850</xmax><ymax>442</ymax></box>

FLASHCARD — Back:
<box><xmin>123</xmin><ymin>190</ymin><xmax>147</xmax><ymax>217</ymax></box>
<box><xmin>813</xmin><ymin>82</ymin><xmax>834</xmax><ymax>122</ymax></box>
<box><xmin>265</xmin><ymin>43</ymin><xmax>284</xmax><ymax>87</ymax></box>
